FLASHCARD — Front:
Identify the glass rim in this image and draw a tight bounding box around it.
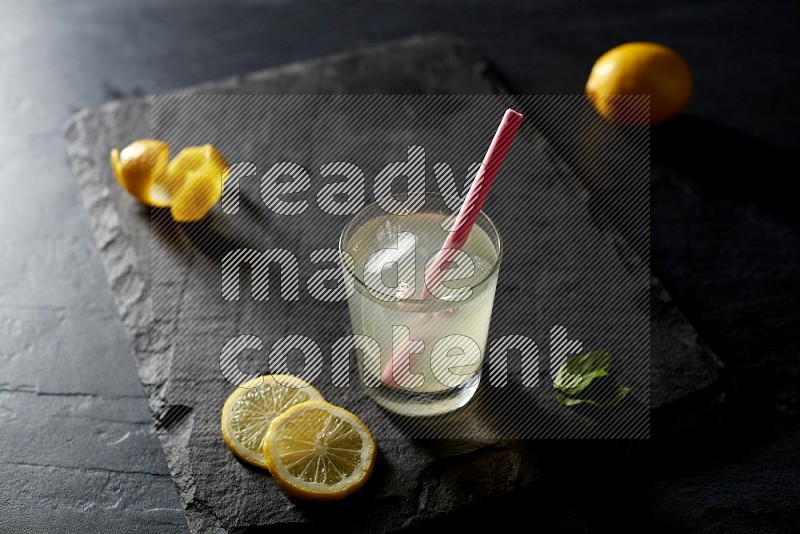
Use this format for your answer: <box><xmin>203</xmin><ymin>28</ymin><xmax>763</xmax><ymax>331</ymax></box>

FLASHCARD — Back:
<box><xmin>338</xmin><ymin>192</ymin><xmax>504</xmax><ymax>306</ymax></box>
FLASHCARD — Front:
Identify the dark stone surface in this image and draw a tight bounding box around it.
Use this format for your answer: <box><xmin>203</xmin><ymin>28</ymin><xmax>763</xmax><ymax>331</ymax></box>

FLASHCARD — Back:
<box><xmin>1</xmin><ymin>1</ymin><xmax>798</xmax><ymax>533</ymax></box>
<box><xmin>63</xmin><ymin>35</ymin><xmax>710</xmax><ymax>531</ymax></box>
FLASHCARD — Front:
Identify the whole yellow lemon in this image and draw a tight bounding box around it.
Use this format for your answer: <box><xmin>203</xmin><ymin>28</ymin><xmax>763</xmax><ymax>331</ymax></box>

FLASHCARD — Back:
<box><xmin>586</xmin><ymin>42</ymin><xmax>692</xmax><ymax>125</ymax></box>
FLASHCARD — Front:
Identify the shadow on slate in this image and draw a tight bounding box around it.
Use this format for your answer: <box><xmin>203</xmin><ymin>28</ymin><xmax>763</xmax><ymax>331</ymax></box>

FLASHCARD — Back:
<box><xmin>62</xmin><ymin>34</ymin><xmax>724</xmax><ymax>532</ymax></box>
<box><xmin>521</xmin><ymin>95</ymin><xmax>729</xmax><ymax>428</ymax></box>
<box><xmin>652</xmin><ymin>115</ymin><xmax>800</xmax><ymax>220</ymax></box>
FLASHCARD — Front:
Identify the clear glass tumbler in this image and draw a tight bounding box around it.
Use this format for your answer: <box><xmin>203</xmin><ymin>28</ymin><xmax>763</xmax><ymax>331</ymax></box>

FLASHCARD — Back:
<box><xmin>339</xmin><ymin>193</ymin><xmax>503</xmax><ymax>417</ymax></box>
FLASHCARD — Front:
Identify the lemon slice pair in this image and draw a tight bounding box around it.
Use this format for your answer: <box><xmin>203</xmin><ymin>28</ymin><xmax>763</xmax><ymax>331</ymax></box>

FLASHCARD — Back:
<box><xmin>221</xmin><ymin>375</ymin><xmax>377</xmax><ymax>501</ymax></box>
<box><xmin>110</xmin><ymin>140</ymin><xmax>229</xmax><ymax>221</ymax></box>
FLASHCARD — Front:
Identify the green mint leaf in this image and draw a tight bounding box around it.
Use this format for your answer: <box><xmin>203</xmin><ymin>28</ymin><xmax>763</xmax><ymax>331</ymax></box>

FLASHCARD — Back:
<box><xmin>556</xmin><ymin>385</ymin><xmax>630</xmax><ymax>408</ymax></box>
<box><xmin>553</xmin><ymin>351</ymin><xmax>613</xmax><ymax>395</ymax></box>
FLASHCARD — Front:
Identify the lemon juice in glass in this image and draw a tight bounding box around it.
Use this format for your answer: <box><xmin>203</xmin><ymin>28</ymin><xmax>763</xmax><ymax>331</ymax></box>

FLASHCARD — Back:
<box><xmin>339</xmin><ymin>193</ymin><xmax>502</xmax><ymax>417</ymax></box>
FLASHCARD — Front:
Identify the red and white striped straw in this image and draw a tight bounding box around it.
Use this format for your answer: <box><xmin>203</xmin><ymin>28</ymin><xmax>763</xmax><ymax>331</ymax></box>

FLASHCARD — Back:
<box><xmin>421</xmin><ymin>108</ymin><xmax>523</xmax><ymax>299</ymax></box>
<box><xmin>381</xmin><ymin>108</ymin><xmax>524</xmax><ymax>388</ymax></box>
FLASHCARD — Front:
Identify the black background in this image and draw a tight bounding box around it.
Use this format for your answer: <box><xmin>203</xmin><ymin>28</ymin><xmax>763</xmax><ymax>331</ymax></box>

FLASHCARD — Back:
<box><xmin>1</xmin><ymin>1</ymin><xmax>798</xmax><ymax>532</ymax></box>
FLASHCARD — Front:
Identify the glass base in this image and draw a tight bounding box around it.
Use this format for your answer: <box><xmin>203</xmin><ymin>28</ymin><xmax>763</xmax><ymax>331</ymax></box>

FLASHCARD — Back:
<box><xmin>367</xmin><ymin>378</ymin><xmax>479</xmax><ymax>417</ymax></box>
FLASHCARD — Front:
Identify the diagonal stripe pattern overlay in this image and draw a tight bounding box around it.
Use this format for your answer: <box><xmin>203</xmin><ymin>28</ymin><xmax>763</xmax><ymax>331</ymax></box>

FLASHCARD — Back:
<box><xmin>149</xmin><ymin>95</ymin><xmax>650</xmax><ymax>439</ymax></box>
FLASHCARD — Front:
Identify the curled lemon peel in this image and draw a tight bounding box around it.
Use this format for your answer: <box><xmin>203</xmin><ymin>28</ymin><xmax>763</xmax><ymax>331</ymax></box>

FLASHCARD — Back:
<box><xmin>110</xmin><ymin>139</ymin><xmax>171</xmax><ymax>207</ymax></box>
<box><xmin>109</xmin><ymin>141</ymin><xmax>229</xmax><ymax>221</ymax></box>
<box><xmin>167</xmin><ymin>145</ymin><xmax>230</xmax><ymax>222</ymax></box>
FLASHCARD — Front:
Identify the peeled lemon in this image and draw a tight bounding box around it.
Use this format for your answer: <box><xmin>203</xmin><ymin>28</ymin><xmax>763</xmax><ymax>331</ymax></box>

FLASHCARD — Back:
<box><xmin>110</xmin><ymin>141</ymin><xmax>229</xmax><ymax>221</ymax></box>
<box><xmin>586</xmin><ymin>42</ymin><xmax>692</xmax><ymax>125</ymax></box>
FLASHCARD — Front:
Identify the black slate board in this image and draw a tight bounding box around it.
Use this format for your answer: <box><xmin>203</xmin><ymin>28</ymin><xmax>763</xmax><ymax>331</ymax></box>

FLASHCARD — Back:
<box><xmin>63</xmin><ymin>34</ymin><xmax>724</xmax><ymax>532</ymax></box>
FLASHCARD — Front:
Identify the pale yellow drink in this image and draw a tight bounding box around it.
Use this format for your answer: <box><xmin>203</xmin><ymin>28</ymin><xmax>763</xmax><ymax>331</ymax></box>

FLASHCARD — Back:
<box><xmin>340</xmin><ymin>196</ymin><xmax>502</xmax><ymax>417</ymax></box>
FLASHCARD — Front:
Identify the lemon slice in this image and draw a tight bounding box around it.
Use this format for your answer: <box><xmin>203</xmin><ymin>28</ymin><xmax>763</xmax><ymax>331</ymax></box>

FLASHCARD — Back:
<box><xmin>221</xmin><ymin>375</ymin><xmax>324</xmax><ymax>468</ymax></box>
<box><xmin>263</xmin><ymin>400</ymin><xmax>377</xmax><ymax>501</ymax></box>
